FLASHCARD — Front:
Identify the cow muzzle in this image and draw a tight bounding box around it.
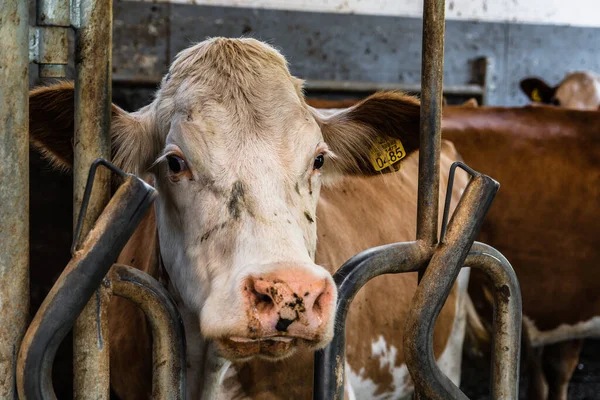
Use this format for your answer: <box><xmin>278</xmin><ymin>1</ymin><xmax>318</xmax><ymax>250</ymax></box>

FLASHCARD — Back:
<box><xmin>217</xmin><ymin>264</ymin><xmax>336</xmax><ymax>360</ymax></box>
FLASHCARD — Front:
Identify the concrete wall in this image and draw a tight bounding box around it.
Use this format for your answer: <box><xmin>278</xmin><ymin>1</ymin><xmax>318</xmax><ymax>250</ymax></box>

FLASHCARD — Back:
<box><xmin>129</xmin><ymin>0</ymin><xmax>600</xmax><ymax>28</ymax></box>
<box><xmin>109</xmin><ymin>1</ymin><xmax>600</xmax><ymax>107</ymax></box>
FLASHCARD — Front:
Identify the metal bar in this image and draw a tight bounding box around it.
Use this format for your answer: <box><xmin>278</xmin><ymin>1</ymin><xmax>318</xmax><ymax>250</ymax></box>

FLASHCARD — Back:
<box><xmin>466</xmin><ymin>242</ymin><xmax>522</xmax><ymax>399</ymax></box>
<box><xmin>313</xmin><ymin>241</ymin><xmax>432</xmax><ymax>400</ymax></box>
<box><xmin>37</xmin><ymin>0</ymin><xmax>71</xmax><ymax>26</ymax></box>
<box><xmin>303</xmin><ymin>80</ymin><xmax>483</xmax><ymax>96</ymax></box>
<box><xmin>475</xmin><ymin>57</ymin><xmax>493</xmax><ymax>106</ymax></box>
<box><xmin>72</xmin><ymin>0</ymin><xmax>114</xmax><ymax>397</ymax></box>
<box><xmin>35</xmin><ymin>0</ymin><xmax>70</xmax><ymax>78</ymax></box>
<box><xmin>404</xmin><ymin>173</ymin><xmax>499</xmax><ymax>400</ymax></box>
<box><xmin>110</xmin><ymin>265</ymin><xmax>187</xmax><ymax>400</ymax></box>
<box><xmin>16</xmin><ymin>174</ymin><xmax>156</xmax><ymax>400</ymax></box>
<box><xmin>109</xmin><ymin>76</ymin><xmax>485</xmax><ymax>98</ymax></box>
<box><xmin>0</xmin><ymin>1</ymin><xmax>29</xmax><ymax>398</ymax></box>
<box><xmin>416</xmin><ymin>0</ymin><xmax>445</xmax><ymax>249</ymax></box>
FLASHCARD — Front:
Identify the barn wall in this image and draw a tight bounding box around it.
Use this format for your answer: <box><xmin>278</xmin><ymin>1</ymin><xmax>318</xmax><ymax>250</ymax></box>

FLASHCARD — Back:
<box><xmin>126</xmin><ymin>0</ymin><xmax>600</xmax><ymax>28</ymax></box>
<box><xmin>110</xmin><ymin>1</ymin><xmax>600</xmax><ymax>107</ymax></box>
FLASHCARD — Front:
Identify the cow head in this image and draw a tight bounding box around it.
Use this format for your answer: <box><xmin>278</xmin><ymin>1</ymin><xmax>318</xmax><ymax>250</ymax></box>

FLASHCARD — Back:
<box><xmin>520</xmin><ymin>72</ymin><xmax>600</xmax><ymax>110</ymax></box>
<box><xmin>29</xmin><ymin>38</ymin><xmax>421</xmax><ymax>361</ymax></box>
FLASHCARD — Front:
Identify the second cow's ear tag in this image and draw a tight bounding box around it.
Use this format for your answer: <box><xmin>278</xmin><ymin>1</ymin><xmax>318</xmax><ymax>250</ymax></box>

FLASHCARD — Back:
<box><xmin>369</xmin><ymin>136</ymin><xmax>406</xmax><ymax>172</ymax></box>
<box><xmin>531</xmin><ymin>88</ymin><xmax>543</xmax><ymax>103</ymax></box>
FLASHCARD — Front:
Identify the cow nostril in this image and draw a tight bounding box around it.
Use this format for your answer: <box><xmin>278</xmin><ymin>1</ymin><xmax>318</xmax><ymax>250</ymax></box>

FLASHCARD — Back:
<box><xmin>257</xmin><ymin>293</ymin><xmax>272</xmax><ymax>304</ymax></box>
<box><xmin>275</xmin><ymin>318</ymin><xmax>294</xmax><ymax>332</ymax></box>
<box><xmin>313</xmin><ymin>292</ymin><xmax>324</xmax><ymax>316</ymax></box>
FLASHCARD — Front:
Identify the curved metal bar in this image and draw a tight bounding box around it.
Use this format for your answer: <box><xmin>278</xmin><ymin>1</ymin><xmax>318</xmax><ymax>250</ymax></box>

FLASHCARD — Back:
<box><xmin>313</xmin><ymin>240</ymin><xmax>432</xmax><ymax>400</ymax></box>
<box><xmin>110</xmin><ymin>264</ymin><xmax>187</xmax><ymax>400</ymax></box>
<box><xmin>404</xmin><ymin>173</ymin><xmax>499</xmax><ymax>400</ymax></box>
<box><xmin>466</xmin><ymin>242</ymin><xmax>522</xmax><ymax>400</ymax></box>
<box><xmin>16</xmin><ymin>176</ymin><xmax>156</xmax><ymax>400</ymax></box>
<box><xmin>72</xmin><ymin>159</ymin><xmax>128</xmax><ymax>254</ymax></box>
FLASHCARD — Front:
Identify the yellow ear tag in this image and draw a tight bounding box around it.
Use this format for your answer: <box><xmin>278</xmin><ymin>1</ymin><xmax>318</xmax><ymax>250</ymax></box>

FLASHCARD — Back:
<box><xmin>531</xmin><ymin>88</ymin><xmax>542</xmax><ymax>102</ymax></box>
<box><xmin>369</xmin><ymin>136</ymin><xmax>406</xmax><ymax>172</ymax></box>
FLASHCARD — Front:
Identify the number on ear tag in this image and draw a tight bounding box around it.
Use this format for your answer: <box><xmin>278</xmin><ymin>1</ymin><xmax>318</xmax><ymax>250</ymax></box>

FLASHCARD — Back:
<box><xmin>369</xmin><ymin>136</ymin><xmax>406</xmax><ymax>172</ymax></box>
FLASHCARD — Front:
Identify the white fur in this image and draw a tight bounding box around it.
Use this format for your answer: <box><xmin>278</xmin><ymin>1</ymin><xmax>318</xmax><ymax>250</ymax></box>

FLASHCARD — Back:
<box><xmin>555</xmin><ymin>71</ymin><xmax>600</xmax><ymax>110</ymax></box>
<box><xmin>346</xmin><ymin>268</ymin><xmax>470</xmax><ymax>399</ymax></box>
<box><xmin>524</xmin><ymin>315</ymin><xmax>600</xmax><ymax>347</ymax></box>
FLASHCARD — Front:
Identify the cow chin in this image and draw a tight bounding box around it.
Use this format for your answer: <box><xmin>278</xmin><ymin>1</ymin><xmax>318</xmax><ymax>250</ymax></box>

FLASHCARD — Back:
<box><xmin>214</xmin><ymin>335</ymin><xmax>328</xmax><ymax>362</ymax></box>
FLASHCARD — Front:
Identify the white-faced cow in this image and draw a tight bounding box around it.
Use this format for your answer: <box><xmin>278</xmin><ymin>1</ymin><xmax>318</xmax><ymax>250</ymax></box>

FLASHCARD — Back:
<box><xmin>520</xmin><ymin>71</ymin><xmax>600</xmax><ymax>110</ymax></box>
<box><xmin>29</xmin><ymin>38</ymin><xmax>471</xmax><ymax>399</ymax></box>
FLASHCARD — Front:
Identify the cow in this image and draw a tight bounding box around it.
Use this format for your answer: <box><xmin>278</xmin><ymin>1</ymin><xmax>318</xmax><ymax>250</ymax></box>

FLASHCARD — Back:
<box><xmin>442</xmin><ymin>105</ymin><xmax>600</xmax><ymax>400</ymax></box>
<box><xmin>28</xmin><ymin>37</ymin><xmax>471</xmax><ymax>399</ymax></box>
<box><xmin>520</xmin><ymin>71</ymin><xmax>600</xmax><ymax>110</ymax></box>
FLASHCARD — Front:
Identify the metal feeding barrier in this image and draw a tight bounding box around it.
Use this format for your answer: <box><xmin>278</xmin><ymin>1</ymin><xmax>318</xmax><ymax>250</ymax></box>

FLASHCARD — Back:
<box><xmin>0</xmin><ymin>0</ymin><xmax>521</xmax><ymax>399</ymax></box>
<box><xmin>313</xmin><ymin>0</ymin><xmax>522</xmax><ymax>399</ymax></box>
<box><xmin>1</xmin><ymin>0</ymin><xmax>186</xmax><ymax>399</ymax></box>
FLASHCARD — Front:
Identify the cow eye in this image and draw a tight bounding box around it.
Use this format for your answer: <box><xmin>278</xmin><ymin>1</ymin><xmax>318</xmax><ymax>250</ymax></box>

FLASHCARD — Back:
<box><xmin>551</xmin><ymin>98</ymin><xmax>561</xmax><ymax>106</ymax></box>
<box><xmin>313</xmin><ymin>153</ymin><xmax>325</xmax><ymax>170</ymax></box>
<box><xmin>167</xmin><ymin>155</ymin><xmax>188</xmax><ymax>174</ymax></box>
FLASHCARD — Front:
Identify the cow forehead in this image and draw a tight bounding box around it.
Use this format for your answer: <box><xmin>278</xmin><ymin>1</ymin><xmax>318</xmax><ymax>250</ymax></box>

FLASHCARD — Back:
<box><xmin>161</xmin><ymin>38</ymin><xmax>304</xmax><ymax>113</ymax></box>
<box><xmin>155</xmin><ymin>38</ymin><xmax>314</xmax><ymax>148</ymax></box>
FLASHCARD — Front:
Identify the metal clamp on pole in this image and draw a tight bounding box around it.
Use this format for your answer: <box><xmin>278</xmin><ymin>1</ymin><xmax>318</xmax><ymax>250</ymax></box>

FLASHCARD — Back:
<box><xmin>29</xmin><ymin>0</ymin><xmax>70</xmax><ymax>78</ymax></box>
<box><xmin>403</xmin><ymin>166</ymin><xmax>500</xmax><ymax>400</ymax></box>
<box><xmin>16</xmin><ymin>160</ymin><xmax>157</xmax><ymax>400</ymax></box>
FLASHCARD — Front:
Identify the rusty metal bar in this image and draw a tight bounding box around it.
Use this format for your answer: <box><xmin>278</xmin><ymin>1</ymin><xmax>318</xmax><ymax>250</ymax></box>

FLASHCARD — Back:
<box><xmin>303</xmin><ymin>79</ymin><xmax>484</xmax><ymax>97</ymax></box>
<box><xmin>33</xmin><ymin>0</ymin><xmax>70</xmax><ymax>78</ymax></box>
<box><xmin>71</xmin><ymin>0</ymin><xmax>113</xmax><ymax>397</ymax></box>
<box><xmin>110</xmin><ymin>265</ymin><xmax>187</xmax><ymax>399</ymax></box>
<box><xmin>313</xmin><ymin>241</ymin><xmax>432</xmax><ymax>400</ymax></box>
<box><xmin>416</xmin><ymin>0</ymin><xmax>445</xmax><ymax>249</ymax></box>
<box><xmin>404</xmin><ymin>173</ymin><xmax>499</xmax><ymax>399</ymax></box>
<box><xmin>16</xmin><ymin>171</ymin><xmax>156</xmax><ymax>400</ymax></box>
<box><xmin>466</xmin><ymin>242</ymin><xmax>522</xmax><ymax>399</ymax></box>
<box><xmin>0</xmin><ymin>1</ymin><xmax>30</xmax><ymax>398</ymax></box>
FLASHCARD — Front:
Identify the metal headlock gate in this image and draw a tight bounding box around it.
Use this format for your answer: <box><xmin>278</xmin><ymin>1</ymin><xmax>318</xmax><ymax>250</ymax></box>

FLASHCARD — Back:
<box><xmin>0</xmin><ymin>0</ymin><xmax>522</xmax><ymax>399</ymax></box>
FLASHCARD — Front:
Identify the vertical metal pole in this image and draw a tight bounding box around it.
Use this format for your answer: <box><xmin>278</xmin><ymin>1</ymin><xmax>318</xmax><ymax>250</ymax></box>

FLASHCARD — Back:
<box><xmin>72</xmin><ymin>0</ymin><xmax>113</xmax><ymax>398</ymax></box>
<box><xmin>416</xmin><ymin>0</ymin><xmax>445</xmax><ymax>254</ymax></box>
<box><xmin>0</xmin><ymin>1</ymin><xmax>29</xmax><ymax>398</ymax></box>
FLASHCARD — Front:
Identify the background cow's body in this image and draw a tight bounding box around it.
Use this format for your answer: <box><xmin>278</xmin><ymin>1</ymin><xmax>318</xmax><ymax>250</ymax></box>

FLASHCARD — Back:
<box><xmin>442</xmin><ymin>105</ymin><xmax>600</xmax><ymax>399</ymax></box>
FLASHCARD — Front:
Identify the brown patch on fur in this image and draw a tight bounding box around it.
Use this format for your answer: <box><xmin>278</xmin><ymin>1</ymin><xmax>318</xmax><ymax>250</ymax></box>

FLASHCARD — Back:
<box><xmin>305</xmin><ymin>97</ymin><xmax>361</xmax><ymax>109</ymax></box>
<box><xmin>29</xmin><ymin>81</ymin><xmax>158</xmax><ymax>175</ymax></box>
<box><xmin>312</xmin><ymin>91</ymin><xmax>421</xmax><ymax>175</ymax></box>
<box><xmin>29</xmin><ymin>81</ymin><xmax>77</xmax><ymax>170</ymax></box>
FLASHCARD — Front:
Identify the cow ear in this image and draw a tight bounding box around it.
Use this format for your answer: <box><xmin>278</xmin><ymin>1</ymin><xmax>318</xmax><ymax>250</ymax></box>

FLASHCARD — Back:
<box><xmin>520</xmin><ymin>77</ymin><xmax>556</xmax><ymax>103</ymax></box>
<box><xmin>29</xmin><ymin>82</ymin><xmax>157</xmax><ymax>175</ymax></box>
<box><xmin>310</xmin><ymin>91</ymin><xmax>420</xmax><ymax>177</ymax></box>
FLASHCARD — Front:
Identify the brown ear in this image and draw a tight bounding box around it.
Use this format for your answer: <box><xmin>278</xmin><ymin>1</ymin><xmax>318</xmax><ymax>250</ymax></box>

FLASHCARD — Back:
<box><xmin>29</xmin><ymin>81</ymin><xmax>77</xmax><ymax>170</ymax></box>
<box><xmin>311</xmin><ymin>91</ymin><xmax>420</xmax><ymax>175</ymax></box>
<box><xmin>29</xmin><ymin>82</ymin><xmax>157</xmax><ymax>174</ymax></box>
<box><xmin>520</xmin><ymin>77</ymin><xmax>556</xmax><ymax>103</ymax></box>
